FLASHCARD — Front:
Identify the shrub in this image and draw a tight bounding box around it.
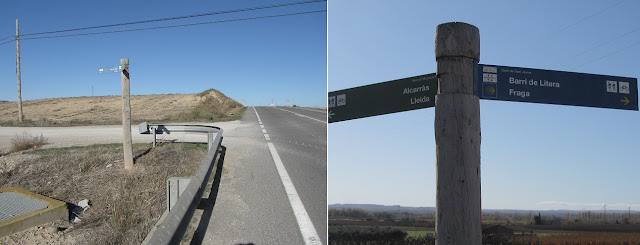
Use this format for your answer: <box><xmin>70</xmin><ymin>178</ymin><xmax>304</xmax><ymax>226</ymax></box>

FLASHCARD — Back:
<box><xmin>10</xmin><ymin>132</ymin><xmax>48</xmax><ymax>152</ymax></box>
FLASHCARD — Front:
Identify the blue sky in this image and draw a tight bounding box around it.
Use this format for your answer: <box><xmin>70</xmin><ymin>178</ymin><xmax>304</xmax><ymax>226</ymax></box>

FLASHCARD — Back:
<box><xmin>328</xmin><ymin>0</ymin><xmax>640</xmax><ymax>211</ymax></box>
<box><xmin>0</xmin><ymin>0</ymin><xmax>326</xmax><ymax>107</ymax></box>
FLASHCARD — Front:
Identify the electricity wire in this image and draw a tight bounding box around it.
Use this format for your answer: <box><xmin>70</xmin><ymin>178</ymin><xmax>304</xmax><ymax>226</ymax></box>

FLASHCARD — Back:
<box><xmin>21</xmin><ymin>10</ymin><xmax>326</xmax><ymax>41</ymax></box>
<box><xmin>0</xmin><ymin>39</ymin><xmax>14</xmax><ymax>46</ymax></box>
<box><xmin>552</xmin><ymin>25</ymin><xmax>640</xmax><ymax>68</ymax></box>
<box><xmin>571</xmin><ymin>39</ymin><xmax>640</xmax><ymax>69</ymax></box>
<box><xmin>0</xmin><ymin>10</ymin><xmax>325</xmax><ymax>45</ymax></box>
<box><xmin>541</xmin><ymin>0</ymin><xmax>626</xmax><ymax>41</ymax></box>
<box><xmin>20</xmin><ymin>0</ymin><xmax>326</xmax><ymax>37</ymax></box>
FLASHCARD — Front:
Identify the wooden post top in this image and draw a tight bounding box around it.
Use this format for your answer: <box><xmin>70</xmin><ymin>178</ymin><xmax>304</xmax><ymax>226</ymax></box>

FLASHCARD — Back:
<box><xmin>434</xmin><ymin>22</ymin><xmax>480</xmax><ymax>61</ymax></box>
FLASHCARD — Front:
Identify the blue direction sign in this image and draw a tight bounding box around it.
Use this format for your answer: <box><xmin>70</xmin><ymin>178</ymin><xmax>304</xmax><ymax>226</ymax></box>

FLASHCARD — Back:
<box><xmin>475</xmin><ymin>64</ymin><xmax>638</xmax><ymax>111</ymax></box>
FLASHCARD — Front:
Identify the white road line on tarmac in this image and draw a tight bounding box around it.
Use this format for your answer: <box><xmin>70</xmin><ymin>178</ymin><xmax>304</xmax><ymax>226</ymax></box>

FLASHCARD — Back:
<box><xmin>267</xmin><ymin>142</ymin><xmax>322</xmax><ymax>245</ymax></box>
<box><xmin>277</xmin><ymin>108</ymin><xmax>326</xmax><ymax>123</ymax></box>
<box><xmin>253</xmin><ymin>107</ymin><xmax>263</xmax><ymax>125</ymax></box>
<box><xmin>254</xmin><ymin>107</ymin><xmax>271</xmax><ymax>141</ymax></box>
<box><xmin>254</xmin><ymin>107</ymin><xmax>322</xmax><ymax>245</ymax></box>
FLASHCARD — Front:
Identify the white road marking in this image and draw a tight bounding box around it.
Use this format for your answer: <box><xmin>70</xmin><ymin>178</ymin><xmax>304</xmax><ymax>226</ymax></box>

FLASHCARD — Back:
<box><xmin>262</xmin><ymin>129</ymin><xmax>267</xmax><ymax>134</ymax></box>
<box><xmin>264</xmin><ymin>134</ymin><xmax>271</xmax><ymax>141</ymax></box>
<box><xmin>254</xmin><ymin>107</ymin><xmax>322</xmax><ymax>245</ymax></box>
<box><xmin>260</xmin><ymin>125</ymin><xmax>265</xmax><ymax>129</ymax></box>
<box><xmin>277</xmin><ymin>108</ymin><xmax>326</xmax><ymax>123</ymax></box>
<box><xmin>267</xmin><ymin>142</ymin><xmax>322</xmax><ymax>245</ymax></box>
<box><xmin>253</xmin><ymin>107</ymin><xmax>263</xmax><ymax>124</ymax></box>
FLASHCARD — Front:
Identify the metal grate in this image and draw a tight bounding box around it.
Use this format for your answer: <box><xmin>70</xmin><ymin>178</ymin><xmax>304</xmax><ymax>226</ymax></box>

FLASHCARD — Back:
<box><xmin>0</xmin><ymin>192</ymin><xmax>48</xmax><ymax>222</ymax></box>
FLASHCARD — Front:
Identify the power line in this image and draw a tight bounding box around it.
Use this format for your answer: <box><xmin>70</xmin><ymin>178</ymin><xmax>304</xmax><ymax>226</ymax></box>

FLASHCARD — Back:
<box><xmin>20</xmin><ymin>0</ymin><xmax>326</xmax><ymax>37</ymax></box>
<box><xmin>541</xmin><ymin>0</ymin><xmax>626</xmax><ymax>41</ymax></box>
<box><xmin>0</xmin><ymin>39</ymin><xmax>13</xmax><ymax>46</ymax></box>
<box><xmin>552</xmin><ymin>25</ymin><xmax>640</xmax><ymax>68</ymax></box>
<box><xmin>573</xmin><ymin>26</ymin><xmax>640</xmax><ymax>57</ymax></box>
<box><xmin>0</xmin><ymin>38</ymin><xmax>13</xmax><ymax>45</ymax></box>
<box><xmin>0</xmin><ymin>10</ymin><xmax>325</xmax><ymax>45</ymax></box>
<box><xmin>571</xmin><ymin>39</ymin><xmax>640</xmax><ymax>70</ymax></box>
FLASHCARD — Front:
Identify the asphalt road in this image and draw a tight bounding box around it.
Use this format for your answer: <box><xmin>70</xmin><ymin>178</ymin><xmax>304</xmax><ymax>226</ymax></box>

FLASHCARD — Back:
<box><xmin>197</xmin><ymin>106</ymin><xmax>327</xmax><ymax>244</ymax></box>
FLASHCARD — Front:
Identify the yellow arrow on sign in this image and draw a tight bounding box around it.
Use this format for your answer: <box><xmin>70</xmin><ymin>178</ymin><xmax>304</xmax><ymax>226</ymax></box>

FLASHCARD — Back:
<box><xmin>621</xmin><ymin>97</ymin><xmax>630</xmax><ymax>105</ymax></box>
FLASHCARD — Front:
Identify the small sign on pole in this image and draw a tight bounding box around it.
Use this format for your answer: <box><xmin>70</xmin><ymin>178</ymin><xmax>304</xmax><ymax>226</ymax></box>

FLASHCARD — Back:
<box><xmin>98</xmin><ymin>65</ymin><xmax>123</xmax><ymax>74</ymax></box>
<box><xmin>328</xmin><ymin>73</ymin><xmax>437</xmax><ymax>123</ymax></box>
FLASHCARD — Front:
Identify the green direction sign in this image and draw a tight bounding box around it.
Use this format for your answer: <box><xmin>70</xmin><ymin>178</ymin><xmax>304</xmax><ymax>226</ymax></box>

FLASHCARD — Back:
<box><xmin>328</xmin><ymin>73</ymin><xmax>437</xmax><ymax>123</ymax></box>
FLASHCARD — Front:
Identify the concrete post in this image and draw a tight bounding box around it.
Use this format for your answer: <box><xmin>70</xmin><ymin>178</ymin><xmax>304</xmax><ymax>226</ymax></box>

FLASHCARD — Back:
<box><xmin>121</xmin><ymin>58</ymin><xmax>133</xmax><ymax>170</ymax></box>
<box><xmin>434</xmin><ymin>22</ymin><xmax>481</xmax><ymax>244</ymax></box>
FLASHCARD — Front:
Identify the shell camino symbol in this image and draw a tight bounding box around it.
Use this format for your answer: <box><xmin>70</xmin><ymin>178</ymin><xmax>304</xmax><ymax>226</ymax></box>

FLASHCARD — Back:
<box><xmin>485</xmin><ymin>85</ymin><xmax>496</xmax><ymax>96</ymax></box>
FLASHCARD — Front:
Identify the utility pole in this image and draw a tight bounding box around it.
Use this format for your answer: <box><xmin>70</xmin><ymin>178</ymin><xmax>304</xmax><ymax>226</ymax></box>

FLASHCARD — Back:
<box><xmin>121</xmin><ymin>58</ymin><xmax>133</xmax><ymax>170</ymax></box>
<box><xmin>434</xmin><ymin>22</ymin><xmax>481</xmax><ymax>244</ymax></box>
<box><xmin>16</xmin><ymin>19</ymin><xmax>24</xmax><ymax>122</ymax></box>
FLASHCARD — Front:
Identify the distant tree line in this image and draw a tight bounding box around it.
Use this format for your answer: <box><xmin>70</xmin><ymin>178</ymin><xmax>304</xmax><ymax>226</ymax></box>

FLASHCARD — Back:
<box><xmin>329</xmin><ymin>225</ymin><xmax>407</xmax><ymax>242</ymax></box>
<box><xmin>329</xmin><ymin>208</ymin><xmax>435</xmax><ymax>228</ymax></box>
<box><xmin>330</xmin><ymin>208</ymin><xmax>640</xmax><ymax>226</ymax></box>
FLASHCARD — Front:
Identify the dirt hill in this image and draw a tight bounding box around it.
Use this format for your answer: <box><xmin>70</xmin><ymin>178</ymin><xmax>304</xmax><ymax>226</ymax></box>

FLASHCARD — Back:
<box><xmin>0</xmin><ymin>89</ymin><xmax>245</xmax><ymax>126</ymax></box>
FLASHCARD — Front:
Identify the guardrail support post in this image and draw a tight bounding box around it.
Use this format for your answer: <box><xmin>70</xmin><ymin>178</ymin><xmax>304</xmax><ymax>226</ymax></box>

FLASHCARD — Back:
<box><xmin>434</xmin><ymin>22</ymin><xmax>481</xmax><ymax>244</ymax></box>
<box><xmin>152</xmin><ymin>126</ymin><xmax>157</xmax><ymax>148</ymax></box>
<box><xmin>207</xmin><ymin>133</ymin><xmax>213</xmax><ymax>151</ymax></box>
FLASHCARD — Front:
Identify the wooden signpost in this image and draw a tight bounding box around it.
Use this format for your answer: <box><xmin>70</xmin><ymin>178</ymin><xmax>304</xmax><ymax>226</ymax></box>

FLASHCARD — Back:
<box><xmin>99</xmin><ymin>59</ymin><xmax>133</xmax><ymax>170</ymax></box>
<box><xmin>121</xmin><ymin>58</ymin><xmax>133</xmax><ymax>170</ymax></box>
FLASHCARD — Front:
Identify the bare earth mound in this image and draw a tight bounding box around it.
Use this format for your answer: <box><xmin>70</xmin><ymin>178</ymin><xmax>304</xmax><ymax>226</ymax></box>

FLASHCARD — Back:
<box><xmin>0</xmin><ymin>89</ymin><xmax>245</xmax><ymax>126</ymax></box>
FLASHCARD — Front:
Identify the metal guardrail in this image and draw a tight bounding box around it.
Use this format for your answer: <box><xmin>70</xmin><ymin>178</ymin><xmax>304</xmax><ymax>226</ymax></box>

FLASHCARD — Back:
<box><xmin>139</xmin><ymin>122</ymin><xmax>223</xmax><ymax>245</ymax></box>
<box><xmin>139</xmin><ymin>122</ymin><xmax>222</xmax><ymax>151</ymax></box>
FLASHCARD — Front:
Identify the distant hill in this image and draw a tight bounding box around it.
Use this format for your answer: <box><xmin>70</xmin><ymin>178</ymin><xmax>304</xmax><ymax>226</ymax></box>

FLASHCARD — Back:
<box><xmin>329</xmin><ymin>204</ymin><xmax>640</xmax><ymax>215</ymax></box>
<box><xmin>0</xmin><ymin>89</ymin><xmax>244</xmax><ymax>126</ymax></box>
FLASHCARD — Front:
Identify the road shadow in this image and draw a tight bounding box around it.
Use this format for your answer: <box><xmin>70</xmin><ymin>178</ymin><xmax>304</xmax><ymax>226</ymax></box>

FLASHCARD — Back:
<box><xmin>190</xmin><ymin>145</ymin><xmax>226</xmax><ymax>245</ymax></box>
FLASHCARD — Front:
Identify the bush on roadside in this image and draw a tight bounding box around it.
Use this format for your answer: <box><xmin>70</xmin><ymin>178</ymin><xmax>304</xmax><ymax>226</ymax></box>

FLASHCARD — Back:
<box><xmin>10</xmin><ymin>132</ymin><xmax>48</xmax><ymax>152</ymax></box>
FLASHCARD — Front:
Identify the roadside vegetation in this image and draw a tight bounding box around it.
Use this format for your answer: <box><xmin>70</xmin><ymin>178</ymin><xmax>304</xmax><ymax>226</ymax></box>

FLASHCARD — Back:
<box><xmin>171</xmin><ymin>89</ymin><xmax>245</xmax><ymax>122</ymax></box>
<box><xmin>0</xmin><ymin>142</ymin><xmax>207</xmax><ymax>245</ymax></box>
<box><xmin>9</xmin><ymin>131</ymin><xmax>48</xmax><ymax>153</ymax></box>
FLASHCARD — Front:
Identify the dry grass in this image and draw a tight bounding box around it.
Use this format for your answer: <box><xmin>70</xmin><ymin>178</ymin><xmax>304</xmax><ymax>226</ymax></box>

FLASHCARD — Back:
<box><xmin>0</xmin><ymin>142</ymin><xmax>207</xmax><ymax>245</ymax></box>
<box><xmin>10</xmin><ymin>131</ymin><xmax>48</xmax><ymax>152</ymax></box>
<box><xmin>172</xmin><ymin>89</ymin><xmax>246</xmax><ymax>122</ymax></box>
<box><xmin>0</xmin><ymin>89</ymin><xmax>245</xmax><ymax>126</ymax></box>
